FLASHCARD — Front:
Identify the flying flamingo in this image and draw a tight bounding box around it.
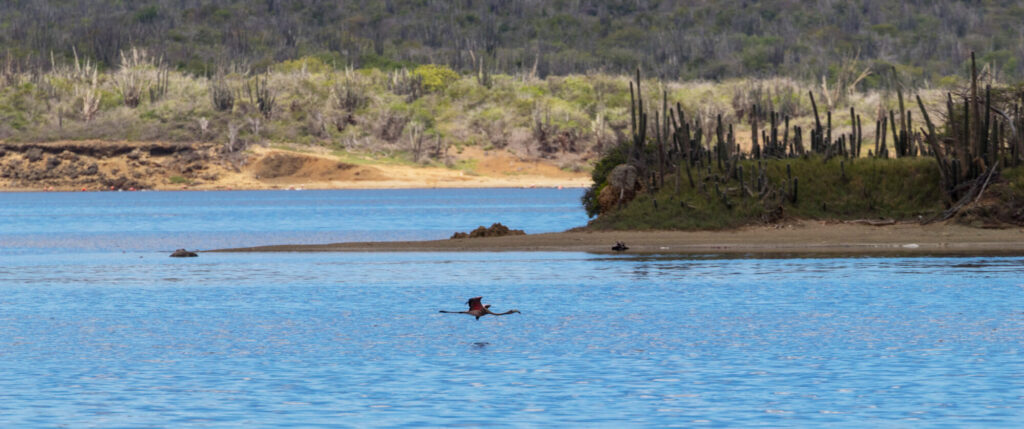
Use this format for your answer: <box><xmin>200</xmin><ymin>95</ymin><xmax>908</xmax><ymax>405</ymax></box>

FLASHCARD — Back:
<box><xmin>440</xmin><ymin>296</ymin><xmax>520</xmax><ymax>320</ymax></box>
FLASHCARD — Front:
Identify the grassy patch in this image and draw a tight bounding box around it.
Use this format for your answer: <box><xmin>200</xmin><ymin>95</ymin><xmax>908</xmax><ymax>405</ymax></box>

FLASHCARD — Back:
<box><xmin>329</xmin><ymin>149</ymin><xmax>420</xmax><ymax>167</ymax></box>
<box><xmin>453</xmin><ymin>158</ymin><xmax>479</xmax><ymax>174</ymax></box>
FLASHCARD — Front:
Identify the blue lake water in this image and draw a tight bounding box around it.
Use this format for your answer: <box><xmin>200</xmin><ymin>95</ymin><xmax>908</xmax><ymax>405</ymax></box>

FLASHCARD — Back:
<box><xmin>1</xmin><ymin>189</ymin><xmax>1023</xmax><ymax>427</ymax></box>
<box><xmin>0</xmin><ymin>188</ymin><xmax>587</xmax><ymax>254</ymax></box>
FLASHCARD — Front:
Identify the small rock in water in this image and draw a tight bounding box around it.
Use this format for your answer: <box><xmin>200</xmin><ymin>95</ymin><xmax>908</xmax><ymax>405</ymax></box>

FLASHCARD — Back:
<box><xmin>170</xmin><ymin>248</ymin><xmax>198</xmax><ymax>257</ymax></box>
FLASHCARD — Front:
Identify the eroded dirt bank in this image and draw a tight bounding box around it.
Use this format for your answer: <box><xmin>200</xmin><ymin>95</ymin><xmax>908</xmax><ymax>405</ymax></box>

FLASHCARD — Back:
<box><xmin>0</xmin><ymin>141</ymin><xmax>590</xmax><ymax>191</ymax></box>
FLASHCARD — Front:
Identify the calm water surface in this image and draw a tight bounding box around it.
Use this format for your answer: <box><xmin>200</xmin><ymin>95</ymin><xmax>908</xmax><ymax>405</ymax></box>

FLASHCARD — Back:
<box><xmin>0</xmin><ymin>188</ymin><xmax>586</xmax><ymax>254</ymax></box>
<box><xmin>1</xmin><ymin>190</ymin><xmax>1022</xmax><ymax>427</ymax></box>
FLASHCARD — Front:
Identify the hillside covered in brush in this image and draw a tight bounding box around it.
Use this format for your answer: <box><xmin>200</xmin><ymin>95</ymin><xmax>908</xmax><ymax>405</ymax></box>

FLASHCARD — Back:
<box><xmin>2</xmin><ymin>0</ymin><xmax>1023</xmax><ymax>83</ymax></box>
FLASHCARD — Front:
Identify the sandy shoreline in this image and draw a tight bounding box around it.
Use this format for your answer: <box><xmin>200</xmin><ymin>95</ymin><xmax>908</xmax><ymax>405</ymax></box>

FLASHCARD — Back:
<box><xmin>211</xmin><ymin>221</ymin><xmax>1024</xmax><ymax>257</ymax></box>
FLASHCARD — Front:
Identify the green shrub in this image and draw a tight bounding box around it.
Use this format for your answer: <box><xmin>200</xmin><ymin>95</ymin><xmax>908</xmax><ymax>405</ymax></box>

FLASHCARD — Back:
<box><xmin>359</xmin><ymin>53</ymin><xmax>414</xmax><ymax>71</ymax></box>
<box><xmin>414</xmin><ymin>64</ymin><xmax>460</xmax><ymax>92</ymax></box>
<box><xmin>134</xmin><ymin>5</ymin><xmax>159</xmax><ymax>23</ymax></box>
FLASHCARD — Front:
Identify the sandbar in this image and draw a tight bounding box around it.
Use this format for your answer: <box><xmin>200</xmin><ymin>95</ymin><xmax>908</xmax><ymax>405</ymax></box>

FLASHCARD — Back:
<box><xmin>212</xmin><ymin>221</ymin><xmax>1024</xmax><ymax>257</ymax></box>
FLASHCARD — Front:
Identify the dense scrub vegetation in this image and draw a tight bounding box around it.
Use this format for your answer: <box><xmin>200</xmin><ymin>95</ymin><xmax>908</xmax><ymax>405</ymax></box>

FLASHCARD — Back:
<box><xmin>589</xmin><ymin>156</ymin><xmax>944</xmax><ymax>229</ymax></box>
<box><xmin>583</xmin><ymin>61</ymin><xmax>1024</xmax><ymax>229</ymax></box>
<box><xmin>0</xmin><ymin>54</ymin><xmax>616</xmax><ymax>167</ymax></box>
<box><xmin>3</xmin><ymin>50</ymin><xmax>942</xmax><ymax>169</ymax></box>
<box><xmin>1</xmin><ymin>0</ymin><xmax>1023</xmax><ymax>84</ymax></box>
<box><xmin>587</xmin><ymin>156</ymin><xmax>1024</xmax><ymax>229</ymax></box>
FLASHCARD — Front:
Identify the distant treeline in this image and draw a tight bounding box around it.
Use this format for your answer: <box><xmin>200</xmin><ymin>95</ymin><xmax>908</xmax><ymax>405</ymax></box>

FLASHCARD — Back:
<box><xmin>2</xmin><ymin>0</ymin><xmax>1023</xmax><ymax>84</ymax></box>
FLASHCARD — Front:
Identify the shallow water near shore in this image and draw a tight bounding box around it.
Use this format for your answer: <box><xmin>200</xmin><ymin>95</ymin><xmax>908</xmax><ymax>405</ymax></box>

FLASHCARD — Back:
<box><xmin>1</xmin><ymin>190</ymin><xmax>1022</xmax><ymax>426</ymax></box>
<box><xmin>0</xmin><ymin>188</ymin><xmax>587</xmax><ymax>254</ymax></box>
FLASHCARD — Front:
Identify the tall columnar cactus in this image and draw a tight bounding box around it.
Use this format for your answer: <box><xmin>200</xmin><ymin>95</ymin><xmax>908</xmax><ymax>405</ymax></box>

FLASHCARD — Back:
<box><xmin>629</xmin><ymin>68</ymin><xmax>647</xmax><ymax>176</ymax></box>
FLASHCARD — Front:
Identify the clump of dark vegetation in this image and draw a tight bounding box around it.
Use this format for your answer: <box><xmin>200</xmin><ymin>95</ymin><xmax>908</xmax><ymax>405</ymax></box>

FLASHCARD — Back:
<box><xmin>586</xmin><ymin>56</ymin><xmax>1024</xmax><ymax>230</ymax></box>
<box><xmin>245</xmin><ymin>74</ymin><xmax>276</xmax><ymax>119</ymax></box>
<box><xmin>210</xmin><ymin>74</ymin><xmax>235</xmax><ymax>112</ymax></box>
<box><xmin>451</xmin><ymin>223</ymin><xmax>526</xmax><ymax>239</ymax></box>
<box><xmin>170</xmin><ymin>248</ymin><xmax>198</xmax><ymax>257</ymax></box>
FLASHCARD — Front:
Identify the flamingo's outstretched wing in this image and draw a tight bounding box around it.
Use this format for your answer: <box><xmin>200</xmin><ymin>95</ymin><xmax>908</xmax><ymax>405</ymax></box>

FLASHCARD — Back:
<box><xmin>467</xmin><ymin>296</ymin><xmax>485</xmax><ymax>311</ymax></box>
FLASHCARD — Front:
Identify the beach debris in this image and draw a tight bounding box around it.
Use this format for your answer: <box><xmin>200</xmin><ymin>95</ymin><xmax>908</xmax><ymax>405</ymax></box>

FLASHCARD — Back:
<box><xmin>612</xmin><ymin>241</ymin><xmax>629</xmax><ymax>251</ymax></box>
<box><xmin>440</xmin><ymin>296</ymin><xmax>520</xmax><ymax>320</ymax></box>
<box><xmin>170</xmin><ymin>248</ymin><xmax>198</xmax><ymax>257</ymax></box>
<box><xmin>450</xmin><ymin>223</ymin><xmax>525</xmax><ymax>239</ymax></box>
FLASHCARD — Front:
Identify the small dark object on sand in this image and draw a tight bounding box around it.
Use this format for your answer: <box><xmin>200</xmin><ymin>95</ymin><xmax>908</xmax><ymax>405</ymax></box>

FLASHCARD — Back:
<box><xmin>612</xmin><ymin>241</ymin><xmax>629</xmax><ymax>251</ymax></box>
<box><xmin>170</xmin><ymin>248</ymin><xmax>198</xmax><ymax>257</ymax></box>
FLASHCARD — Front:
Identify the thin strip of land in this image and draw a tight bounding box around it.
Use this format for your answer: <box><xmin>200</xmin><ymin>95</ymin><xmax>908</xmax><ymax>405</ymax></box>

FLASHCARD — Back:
<box><xmin>212</xmin><ymin>222</ymin><xmax>1024</xmax><ymax>257</ymax></box>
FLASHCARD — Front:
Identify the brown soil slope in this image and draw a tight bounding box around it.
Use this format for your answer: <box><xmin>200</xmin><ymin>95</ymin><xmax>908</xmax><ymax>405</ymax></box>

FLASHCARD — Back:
<box><xmin>0</xmin><ymin>141</ymin><xmax>231</xmax><ymax>190</ymax></box>
<box><xmin>0</xmin><ymin>141</ymin><xmax>590</xmax><ymax>191</ymax></box>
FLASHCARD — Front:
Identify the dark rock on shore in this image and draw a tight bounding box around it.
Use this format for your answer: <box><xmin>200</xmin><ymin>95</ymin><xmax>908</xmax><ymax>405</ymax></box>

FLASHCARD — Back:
<box><xmin>25</xmin><ymin>147</ymin><xmax>43</xmax><ymax>162</ymax></box>
<box><xmin>64</xmin><ymin>164</ymin><xmax>80</xmax><ymax>179</ymax></box>
<box><xmin>102</xmin><ymin>176</ymin><xmax>145</xmax><ymax>190</ymax></box>
<box><xmin>170</xmin><ymin>249</ymin><xmax>198</xmax><ymax>257</ymax></box>
<box><xmin>451</xmin><ymin>223</ymin><xmax>526</xmax><ymax>239</ymax></box>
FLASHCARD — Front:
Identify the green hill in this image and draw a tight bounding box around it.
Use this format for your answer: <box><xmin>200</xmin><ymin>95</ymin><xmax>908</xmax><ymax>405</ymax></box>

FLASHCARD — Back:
<box><xmin>2</xmin><ymin>0</ymin><xmax>1023</xmax><ymax>83</ymax></box>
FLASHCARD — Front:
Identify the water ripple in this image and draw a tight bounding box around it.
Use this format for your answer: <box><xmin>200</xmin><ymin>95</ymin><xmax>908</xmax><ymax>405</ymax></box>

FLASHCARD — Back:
<box><xmin>1</xmin><ymin>252</ymin><xmax>1023</xmax><ymax>426</ymax></box>
<box><xmin>2</xmin><ymin>190</ymin><xmax>1023</xmax><ymax>426</ymax></box>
